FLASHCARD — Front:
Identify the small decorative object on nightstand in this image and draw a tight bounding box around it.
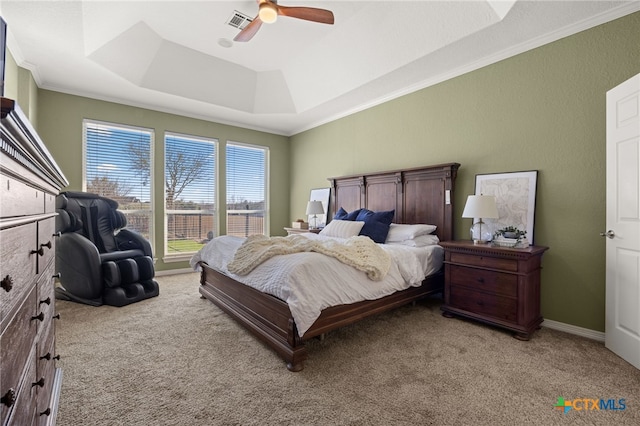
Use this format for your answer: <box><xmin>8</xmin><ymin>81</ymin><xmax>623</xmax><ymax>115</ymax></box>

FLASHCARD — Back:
<box><xmin>291</xmin><ymin>219</ymin><xmax>309</xmax><ymax>229</ymax></box>
<box><xmin>440</xmin><ymin>240</ymin><xmax>548</xmax><ymax>340</ymax></box>
<box><xmin>493</xmin><ymin>226</ymin><xmax>529</xmax><ymax>248</ymax></box>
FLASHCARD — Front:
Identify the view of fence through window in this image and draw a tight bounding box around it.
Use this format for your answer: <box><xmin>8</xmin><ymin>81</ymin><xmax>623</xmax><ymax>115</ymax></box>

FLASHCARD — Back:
<box><xmin>84</xmin><ymin>120</ymin><xmax>153</xmax><ymax>246</ymax></box>
<box><xmin>226</xmin><ymin>142</ymin><xmax>267</xmax><ymax>238</ymax></box>
<box><xmin>164</xmin><ymin>133</ymin><xmax>217</xmax><ymax>255</ymax></box>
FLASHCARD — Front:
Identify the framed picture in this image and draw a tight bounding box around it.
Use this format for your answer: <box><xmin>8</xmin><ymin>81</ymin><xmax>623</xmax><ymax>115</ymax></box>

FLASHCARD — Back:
<box><xmin>475</xmin><ymin>170</ymin><xmax>538</xmax><ymax>243</ymax></box>
<box><xmin>308</xmin><ymin>187</ymin><xmax>330</xmax><ymax>229</ymax></box>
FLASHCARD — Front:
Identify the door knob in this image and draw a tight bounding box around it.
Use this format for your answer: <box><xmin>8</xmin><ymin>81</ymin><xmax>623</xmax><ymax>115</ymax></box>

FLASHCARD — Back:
<box><xmin>599</xmin><ymin>230</ymin><xmax>615</xmax><ymax>239</ymax></box>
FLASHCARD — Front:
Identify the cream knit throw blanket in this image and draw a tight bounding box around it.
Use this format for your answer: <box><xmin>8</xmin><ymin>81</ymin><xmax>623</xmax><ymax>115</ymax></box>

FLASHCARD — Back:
<box><xmin>228</xmin><ymin>234</ymin><xmax>391</xmax><ymax>281</ymax></box>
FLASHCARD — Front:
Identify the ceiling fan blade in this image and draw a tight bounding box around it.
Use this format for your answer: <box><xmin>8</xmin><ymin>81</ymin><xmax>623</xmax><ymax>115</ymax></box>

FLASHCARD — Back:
<box><xmin>277</xmin><ymin>6</ymin><xmax>335</xmax><ymax>25</ymax></box>
<box><xmin>234</xmin><ymin>17</ymin><xmax>263</xmax><ymax>42</ymax></box>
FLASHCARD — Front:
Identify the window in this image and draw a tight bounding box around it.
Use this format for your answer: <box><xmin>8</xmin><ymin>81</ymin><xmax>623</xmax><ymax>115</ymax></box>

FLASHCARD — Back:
<box><xmin>226</xmin><ymin>142</ymin><xmax>268</xmax><ymax>237</ymax></box>
<box><xmin>83</xmin><ymin>120</ymin><xmax>154</xmax><ymax>246</ymax></box>
<box><xmin>164</xmin><ymin>133</ymin><xmax>217</xmax><ymax>256</ymax></box>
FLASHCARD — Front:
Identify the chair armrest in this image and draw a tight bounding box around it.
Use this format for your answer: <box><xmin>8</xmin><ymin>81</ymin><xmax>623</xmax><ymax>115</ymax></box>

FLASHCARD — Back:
<box><xmin>56</xmin><ymin>233</ymin><xmax>102</xmax><ymax>299</ymax></box>
<box><xmin>116</xmin><ymin>229</ymin><xmax>153</xmax><ymax>257</ymax></box>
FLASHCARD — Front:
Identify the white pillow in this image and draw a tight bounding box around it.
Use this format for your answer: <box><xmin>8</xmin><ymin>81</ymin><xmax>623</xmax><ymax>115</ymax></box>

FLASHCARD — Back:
<box><xmin>387</xmin><ymin>234</ymin><xmax>440</xmax><ymax>247</ymax></box>
<box><xmin>385</xmin><ymin>223</ymin><xmax>437</xmax><ymax>242</ymax></box>
<box><xmin>320</xmin><ymin>220</ymin><xmax>365</xmax><ymax>239</ymax></box>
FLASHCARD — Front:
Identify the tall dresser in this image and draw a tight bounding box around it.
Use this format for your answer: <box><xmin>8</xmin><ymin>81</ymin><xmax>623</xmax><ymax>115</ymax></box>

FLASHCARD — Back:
<box><xmin>1</xmin><ymin>98</ymin><xmax>68</xmax><ymax>425</ymax></box>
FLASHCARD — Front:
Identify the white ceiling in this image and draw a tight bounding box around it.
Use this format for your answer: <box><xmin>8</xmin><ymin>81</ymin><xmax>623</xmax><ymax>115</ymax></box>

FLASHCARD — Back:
<box><xmin>2</xmin><ymin>1</ymin><xmax>639</xmax><ymax>136</ymax></box>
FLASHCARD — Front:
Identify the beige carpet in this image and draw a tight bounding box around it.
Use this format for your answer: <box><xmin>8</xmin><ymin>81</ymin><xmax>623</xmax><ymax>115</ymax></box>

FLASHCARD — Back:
<box><xmin>55</xmin><ymin>273</ymin><xmax>639</xmax><ymax>425</ymax></box>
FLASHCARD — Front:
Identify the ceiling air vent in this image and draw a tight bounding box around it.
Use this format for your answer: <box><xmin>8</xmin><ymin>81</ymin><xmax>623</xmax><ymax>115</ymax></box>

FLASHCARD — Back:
<box><xmin>227</xmin><ymin>10</ymin><xmax>253</xmax><ymax>30</ymax></box>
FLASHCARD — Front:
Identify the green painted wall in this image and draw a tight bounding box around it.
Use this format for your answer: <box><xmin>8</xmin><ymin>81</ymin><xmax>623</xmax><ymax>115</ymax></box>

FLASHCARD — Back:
<box><xmin>4</xmin><ymin>49</ymin><xmax>39</xmax><ymax>125</ymax></box>
<box><xmin>35</xmin><ymin>91</ymin><xmax>290</xmax><ymax>272</ymax></box>
<box><xmin>4</xmin><ymin>50</ymin><xmax>19</xmax><ymax>101</ymax></box>
<box><xmin>289</xmin><ymin>12</ymin><xmax>640</xmax><ymax>332</ymax></box>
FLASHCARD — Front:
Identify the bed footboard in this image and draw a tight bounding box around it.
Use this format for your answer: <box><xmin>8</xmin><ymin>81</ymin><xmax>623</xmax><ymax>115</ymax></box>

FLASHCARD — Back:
<box><xmin>198</xmin><ymin>262</ymin><xmax>308</xmax><ymax>371</ymax></box>
<box><xmin>198</xmin><ymin>261</ymin><xmax>443</xmax><ymax>372</ymax></box>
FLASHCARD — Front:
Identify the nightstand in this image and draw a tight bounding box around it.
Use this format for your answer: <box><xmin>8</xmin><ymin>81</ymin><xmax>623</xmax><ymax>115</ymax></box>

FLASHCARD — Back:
<box><xmin>284</xmin><ymin>227</ymin><xmax>321</xmax><ymax>235</ymax></box>
<box><xmin>440</xmin><ymin>240</ymin><xmax>548</xmax><ymax>340</ymax></box>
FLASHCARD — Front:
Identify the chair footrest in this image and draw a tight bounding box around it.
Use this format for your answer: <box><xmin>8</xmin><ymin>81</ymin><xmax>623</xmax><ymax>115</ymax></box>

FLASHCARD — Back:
<box><xmin>103</xmin><ymin>256</ymin><xmax>155</xmax><ymax>288</ymax></box>
<box><xmin>102</xmin><ymin>280</ymin><xmax>160</xmax><ymax>307</ymax></box>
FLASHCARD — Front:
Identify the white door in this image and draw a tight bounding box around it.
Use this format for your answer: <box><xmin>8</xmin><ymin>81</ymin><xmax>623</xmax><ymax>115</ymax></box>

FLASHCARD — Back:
<box><xmin>605</xmin><ymin>73</ymin><xmax>640</xmax><ymax>370</ymax></box>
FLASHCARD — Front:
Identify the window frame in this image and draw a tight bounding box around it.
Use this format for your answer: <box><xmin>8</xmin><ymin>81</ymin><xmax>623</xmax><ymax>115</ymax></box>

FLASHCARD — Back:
<box><xmin>163</xmin><ymin>131</ymin><xmax>219</xmax><ymax>262</ymax></box>
<box><xmin>225</xmin><ymin>141</ymin><xmax>270</xmax><ymax>237</ymax></box>
<box><xmin>82</xmin><ymin>119</ymin><xmax>155</xmax><ymax>251</ymax></box>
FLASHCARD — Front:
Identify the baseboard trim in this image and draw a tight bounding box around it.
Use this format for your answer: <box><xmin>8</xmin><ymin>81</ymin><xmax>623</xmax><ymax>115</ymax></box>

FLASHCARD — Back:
<box><xmin>155</xmin><ymin>268</ymin><xmax>195</xmax><ymax>277</ymax></box>
<box><xmin>542</xmin><ymin>319</ymin><xmax>605</xmax><ymax>342</ymax></box>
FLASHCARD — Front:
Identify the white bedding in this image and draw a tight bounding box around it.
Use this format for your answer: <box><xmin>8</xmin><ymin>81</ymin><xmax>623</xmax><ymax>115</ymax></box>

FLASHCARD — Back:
<box><xmin>190</xmin><ymin>233</ymin><xmax>443</xmax><ymax>337</ymax></box>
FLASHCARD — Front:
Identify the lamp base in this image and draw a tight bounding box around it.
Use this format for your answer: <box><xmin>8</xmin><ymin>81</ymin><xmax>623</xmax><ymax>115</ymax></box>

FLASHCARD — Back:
<box><xmin>470</xmin><ymin>220</ymin><xmax>493</xmax><ymax>244</ymax></box>
<box><xmin>472</xmin><ymin>239</ymin><xmax>491</xmax><ymax>245</ymax></box>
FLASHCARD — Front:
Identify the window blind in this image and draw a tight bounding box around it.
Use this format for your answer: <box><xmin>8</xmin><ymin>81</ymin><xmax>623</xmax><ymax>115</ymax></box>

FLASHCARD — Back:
<box><xmin>164</xmin><ymin>133</ymin><xmax>217</xmax><ymax>255</ymax></box>
<box><xmin>84</xmin><ymin>120</ymin><xmax>153</xmax><ymax>241</ymax></box>
<box><xmin>226</xmin><ymin>142</ymin><xmax>268</xmax><ymax>237</ymax></box>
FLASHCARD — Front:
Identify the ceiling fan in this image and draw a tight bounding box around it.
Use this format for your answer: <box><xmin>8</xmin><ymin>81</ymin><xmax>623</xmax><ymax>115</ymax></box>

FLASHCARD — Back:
<box><xmin>234</xmin><ymin>0</ymin><xmax>335</xmax><ymax>42</ymax></box>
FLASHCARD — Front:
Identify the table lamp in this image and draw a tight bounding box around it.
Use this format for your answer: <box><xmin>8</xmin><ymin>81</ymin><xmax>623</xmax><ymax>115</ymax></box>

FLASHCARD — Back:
<box><xmin>306</xmin><ymin>200</ymin><xmax>325</xmax><ymax>229</ymax></box>
<box><xmin>462</xmin><ymin>195</ymin><xmax>499</xmax><ymax>244</ymax></box>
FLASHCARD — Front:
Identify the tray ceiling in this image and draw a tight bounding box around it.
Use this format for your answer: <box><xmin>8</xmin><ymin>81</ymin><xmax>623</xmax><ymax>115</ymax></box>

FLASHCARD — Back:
<box><xmin>2</xmin><ymin>1</ymin><xmax>638</xmax><ymax>135</ymax></box>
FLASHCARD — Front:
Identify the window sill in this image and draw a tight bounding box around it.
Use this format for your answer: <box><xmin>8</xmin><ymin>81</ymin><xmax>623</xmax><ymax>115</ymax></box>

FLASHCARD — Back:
<box><xmin>162</xmin><ymin>254</ymin><xmax>195</xmax><ymax>263</ymax></box>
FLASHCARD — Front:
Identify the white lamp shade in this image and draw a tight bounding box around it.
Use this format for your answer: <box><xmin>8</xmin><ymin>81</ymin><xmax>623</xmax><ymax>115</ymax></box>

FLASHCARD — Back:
<box><xmin>462</xmin><ymin>195</ymin><xmax>499</xmax><ymax>219</ymax></box>
<box><xmin>306</xmin><ymin>200</ymin><xmax>325</xmax><ymax>215</ymax></box>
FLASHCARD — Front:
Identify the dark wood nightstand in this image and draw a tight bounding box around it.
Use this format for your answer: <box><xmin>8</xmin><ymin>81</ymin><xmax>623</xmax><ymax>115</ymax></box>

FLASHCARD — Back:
<box><xmin>440</xmin><ymin>240</ymin><xmax>549</xmax><ymax>340</ymax></box>
<box><xmin>284</xmin><ymin>227</ymin><xmax>321</xmax><ymax>235</ymax></box>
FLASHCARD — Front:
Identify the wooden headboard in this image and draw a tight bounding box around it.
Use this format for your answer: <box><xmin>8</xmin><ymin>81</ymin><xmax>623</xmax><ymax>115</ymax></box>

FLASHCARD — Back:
<box><xmin>328</xmin><ymin>163</ymin><xmax>460</xmax><ymax>242</ymax></box>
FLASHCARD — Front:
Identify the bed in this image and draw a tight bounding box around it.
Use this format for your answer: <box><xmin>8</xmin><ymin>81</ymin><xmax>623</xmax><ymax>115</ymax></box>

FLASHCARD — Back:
<box><xmin>195</xmin><ymin>162</ymin><xmax>460</xmax><ymax>371</ymax></box>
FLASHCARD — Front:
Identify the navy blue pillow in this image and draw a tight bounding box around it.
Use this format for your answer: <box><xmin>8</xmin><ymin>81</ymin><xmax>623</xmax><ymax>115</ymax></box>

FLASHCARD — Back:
<box><xmin>334</xmin><ymin>207</ymin><xmax>361</xmax><ymax>221</ymax></box>
<box><xmin>355</xmin><ymin>209</ymin><xmax>395</xmax><ymax>243</ymax></box>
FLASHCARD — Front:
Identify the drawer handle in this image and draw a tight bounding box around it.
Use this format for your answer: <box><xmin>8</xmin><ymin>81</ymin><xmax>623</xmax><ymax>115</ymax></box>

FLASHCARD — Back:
<box><xmin>1</xmin><ymin>388</ymin><xmax>16</xmax><ymax>407</ymax></box>
<box><xmin>40</xmin><ymin>297</ymin><xmax>51</xmax><ymax>305</ymax></box>
<box><xmin>477</xmin><ymin>277</ymin><xmax>485</xmax><ymax>284</ymax></box>
<box><xmin>32</xmin><ymin>377</ymin><xmax>45</xmax><ymax>388</ymax></box>
<box><xmin>40</xmin><ymin>408</ymin><xmax>52</xmax><ymax>417</ymax></box>
<box><xmin>31</xmin><ymin>312</ymin><xmax>45</xmax><ymax>322</ymax></box>
<box><xmin>52</xmin><ymin>231</ymin><xmax>62</xmax><ymax>238</ymax></box>
<box><xmin>40</xmin><ymin>353</ymin><xmax>61</xmax><ymax>361</ymax></box>
<box><xmin>31</xmin><ymin>241</ymin><xmax>52</xmax><ymax>256</ymax></box>
<box><xmin>53</xmin><ymin>313</ymin><xmax>61</xmax><ymax>320</ymax></box>
<box><xmin>52</xmin><ymin>272</ymin><xmax>62</xmax><ymax>279</ymax></box>
<box><xmin>1</xmin><ymin>275</ymin><xmax>13</xmax><ymax>292</ymax></box>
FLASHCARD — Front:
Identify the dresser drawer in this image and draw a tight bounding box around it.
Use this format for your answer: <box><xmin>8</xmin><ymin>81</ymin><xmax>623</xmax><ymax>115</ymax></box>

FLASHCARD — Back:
<box><xmin>0</xmin><ymin>174</ymin><xmax>45</xmax><ymax>218</ymax></box>
<box><xmin>0</xmin><ymin>286</ymin><xmax>38</xmax><ymax>422</ymax></box>
<box><xmin>4</xmin><ymin>347</ymin><xmax>37</xmax><ymax>426</ymax></box>
<box><xmin>37</xmin><ymin>320</ymin><xmax>56</xmax><ymax>374</ymax></box>
<box><xmin>0</xmin><ymin>223</ymin><xmax>37</xmax><ymax>327</ymax></box>
<box><xmin>36</xmin><ymin>270</ymin><xmax>56</xmax><ymax>337</ymax></box>
<box><xmin>449</xmin><ymin>285</ymin><xmax>517</xmax><ymax>322</ymax></box>
<box><xmin>37</xmin><ymin>322</ymin><xmax>56</xmax><ymax>420</ymax></box>
<box><xmin>37</xmin><ymin>217</ymin><xmax>56</xmax><ymax>275</ymax></box>
<box><xmin>449</xmin><ymin>252</ymin><xmax>518</xmax><ymax>272</ymax></box>
<box><xmin>44</xmin><ymin>192</ymin><xmax>56</xmax><ymax>214</ymax></box>
<box><xmin>449</xmin><ymin>265</ymin><xmax>517</xmax><ymax>297</ymax></box>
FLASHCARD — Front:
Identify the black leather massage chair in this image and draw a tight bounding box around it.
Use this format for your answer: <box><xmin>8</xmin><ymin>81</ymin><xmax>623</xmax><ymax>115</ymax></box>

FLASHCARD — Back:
<box><xmin>55</xmin><ymin>191</ymin><xmax>159</xmax><ymax>307</ymax></box>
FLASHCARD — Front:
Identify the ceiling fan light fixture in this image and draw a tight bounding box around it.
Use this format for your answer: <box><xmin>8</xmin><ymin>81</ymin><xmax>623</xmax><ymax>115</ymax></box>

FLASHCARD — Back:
<box><xmin>259</xmin><ymin>2</ymin><xmax>278</xmax><ymax>24</ymax></box>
